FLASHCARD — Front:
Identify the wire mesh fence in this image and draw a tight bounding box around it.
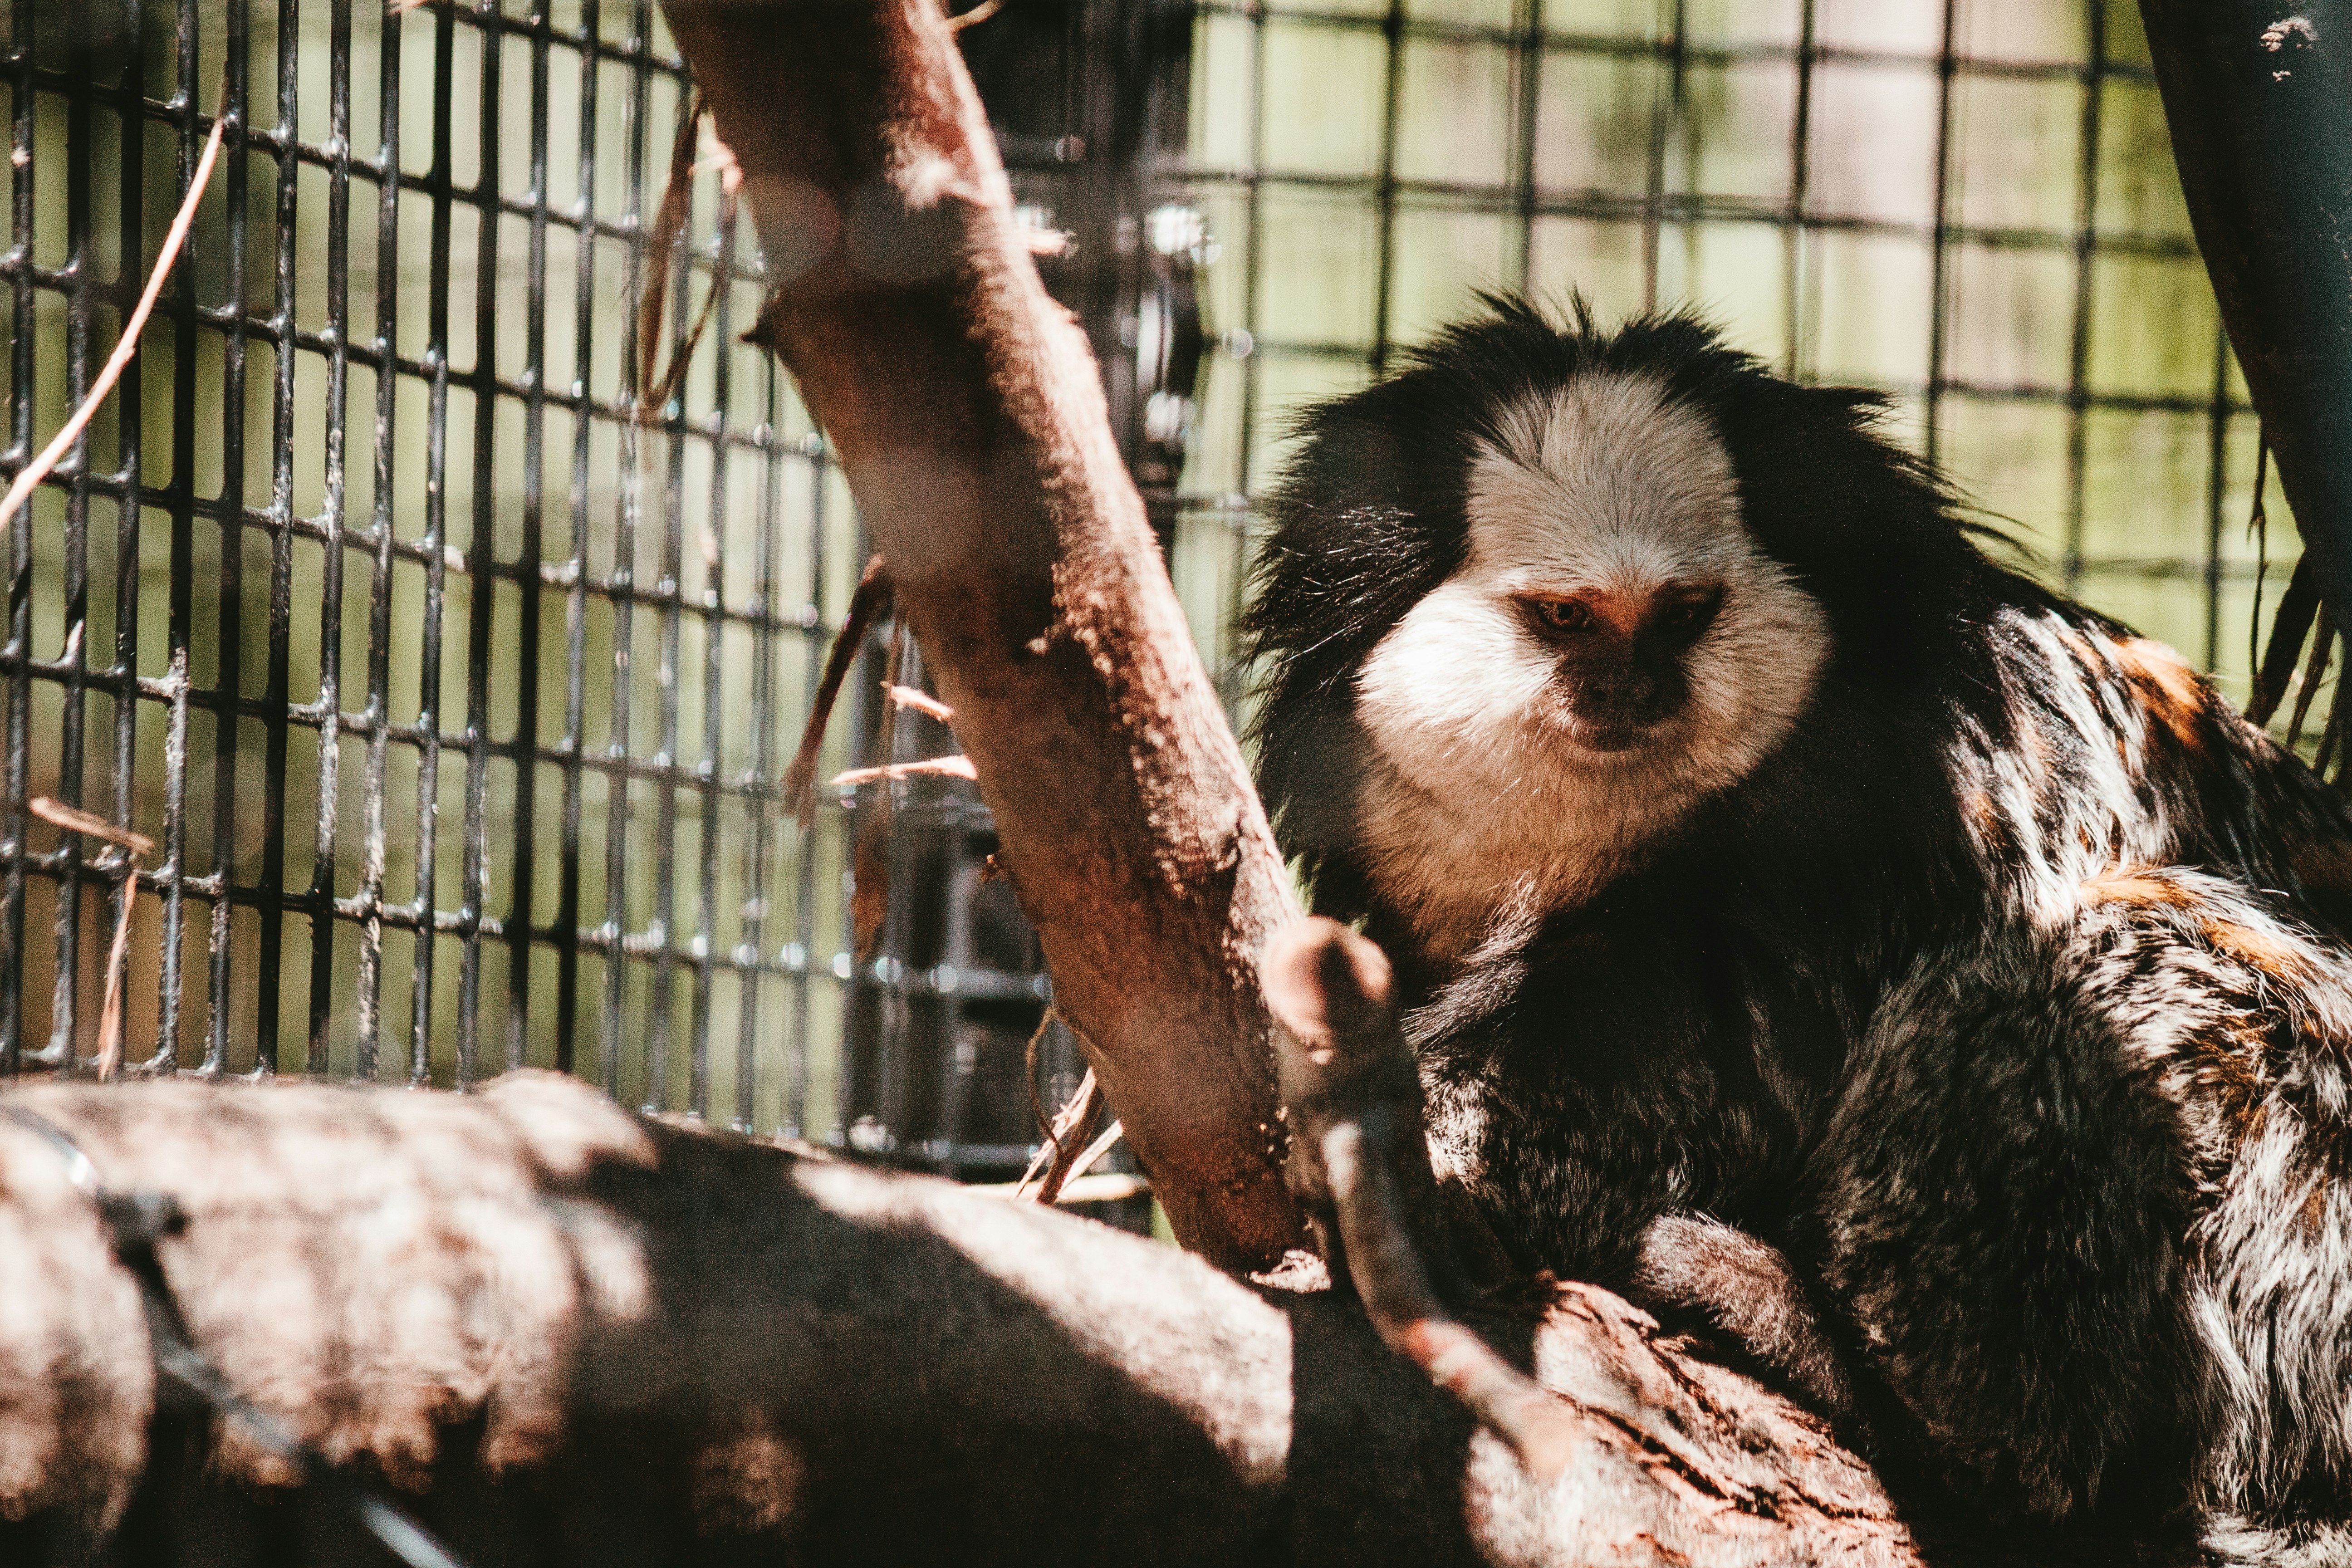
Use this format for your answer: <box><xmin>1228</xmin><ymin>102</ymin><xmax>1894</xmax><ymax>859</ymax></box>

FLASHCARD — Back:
<box><xmin>0</xmin><ymin>0</ymin><xmax>2312</xmax><ymax>1197</ymax></box>
<box><xmin>1159</xmin><ymin>0</ymin><xmax>2300</xmax><ymax>719</ymax></box>
<box><xmin>0</xmin><ymin>0</ymin><xmax>1178</xmax><ymax>1213</ymax></box>
<box><xmin>1</xmin><ymin>0</ymin><xmax>859</xmax><ymax>1117</ymax></box>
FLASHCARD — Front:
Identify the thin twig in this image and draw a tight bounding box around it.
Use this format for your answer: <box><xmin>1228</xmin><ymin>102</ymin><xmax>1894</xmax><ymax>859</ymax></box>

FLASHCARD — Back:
<box><xmin>28</xmin><ymin>798</ymin><xmax>151</xmax><ymax>1080</ymax></box>
<box><xmin>2288</xmin><ymin>605</ymin><xmax>2336</xmax><ymax>749</ymax></box>
<box><xmin>1072</xmin><ymin>1121</ymin><xmax>1125</xmax><ymax>1180</ymax></box>
<box><xmin>784</xmin><ymin>555</ymin><xmax>892</xmax><ymax>831</ymax></box>
<box><xmin>945</xmin><ymin>0</ymin><xmax>1004</xmax><ymax>30</ymax></box>
<box><xmin>28</xmin><ymin>797</ymin><xmax>153</xmax><ymax>857</ymax></box>
<box><xmin>2248</xmin><ymin>436</ymin><xmax>2272</xmax><ymax>706</ymax></box>
<box><xmin>1015</xmin><ymin>1004</ymin><xmax>1095</xmax><ymax>1198</ymax></box>
<box><xmin>1029</xmin><ymin>1035</ymin><xmax>1117</xmax><ymax>1201</ymax></box>
<box><xmin>2251</xmin><ymin>554</ymin><xmax>2320</xmax><ymax>728</ymax></box>
<box><xmin>882</xmin><ymin>682</ymin><xmax>954</xmax><ymax>723</ymax></box>
<box><xmin>1017</xmin><ymin>1009</ymin><xmax>1074</xmax><ymax>1184</ymax></box>
<box><xmin>631</xmin><ymin>87</ymin><xmax>706</xmax><ymax>412</ymax></box>
<box><xmin>850</xmin><ymin>621</ymin><xmax>909</xmax><ymax>962</ymax></box>
<box><xmin>0</xmin><ymin>100</ymin><xmax>228</xmax><ymax>544</ymax></box>
<box><xmin>637</xmin><ymin>168</ymin><xmax>737</xmax><ymax>421</ymax></box>
<box><xmin>829</xmin><ymin>755</ymin><xmax>975</xmax><ymax>787</ymax></box>
<box><xmin>1017</xmin><ymin>1072</ymin><xmax>1099</xmax><ymax>1198</ymax></box>
<box><xmin>627</xmin><ymin>93</ymin><xmax>738</xmax><ymax>422</ymax></box>
<box><xmin>94</xmin><ymin>866</ymin><xmax>139</xmax><ymax>1080</ymax></box>
<box><xmin>1038</xmin><ymin>1119</ymin><xmax>1123</xmax><ymax>1207</ymax></box>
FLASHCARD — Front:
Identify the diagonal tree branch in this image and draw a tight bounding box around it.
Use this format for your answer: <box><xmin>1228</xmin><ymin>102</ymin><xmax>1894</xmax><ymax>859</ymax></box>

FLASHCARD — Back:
<box><xmin>659</xmin><ymin>0</ymin><xmax>1304</xmax><ymax>1268</ymax></box>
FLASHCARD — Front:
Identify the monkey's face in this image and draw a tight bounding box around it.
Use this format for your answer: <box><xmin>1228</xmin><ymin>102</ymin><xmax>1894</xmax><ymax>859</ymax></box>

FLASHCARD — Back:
<box><xmin>1355</xmin><ymin>371</ymin><xmax>1830</xmax><ymax>802</ymax></box>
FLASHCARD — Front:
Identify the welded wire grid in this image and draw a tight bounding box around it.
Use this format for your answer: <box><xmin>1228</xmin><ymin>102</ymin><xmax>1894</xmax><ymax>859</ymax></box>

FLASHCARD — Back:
<box><xmin>1162</xmin><ymin>0</ymin><xmax>2298</xmax><ymax>718</ymax></box>
<box><xmin>0</xmin><ymin>0</ymin><xmax>904</xmax><ymax>1133</ymax></box>
<box><xmin>0</xmin><ymin>0</ymin><xmax>2311</xmax><ymax>1156</ymax></box>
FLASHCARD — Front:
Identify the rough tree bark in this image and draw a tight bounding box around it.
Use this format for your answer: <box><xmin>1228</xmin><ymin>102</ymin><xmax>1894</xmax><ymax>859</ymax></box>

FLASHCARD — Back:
<box><xmin>657</xmin><ymin>0</ymin><xmax>1303</xmax><ymax>1271</ymax></box>
<box><xmin>0</xmin><ymin>1075</ymin><xmax>1925</xmax><ymax>1567</ymax></box>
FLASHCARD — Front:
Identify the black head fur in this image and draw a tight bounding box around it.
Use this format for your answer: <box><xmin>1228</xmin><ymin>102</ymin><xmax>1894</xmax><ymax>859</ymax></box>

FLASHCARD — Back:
<box><xmin>1240</xmin><ymin>294</ymin><xmax>2016</xmax><ymax>912</ymax></box>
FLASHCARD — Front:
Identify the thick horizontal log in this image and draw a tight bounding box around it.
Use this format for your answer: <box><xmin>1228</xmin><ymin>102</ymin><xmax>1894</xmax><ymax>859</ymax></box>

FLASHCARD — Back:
<box><xmin>0</xmin><ymin>1074</ymin><xmax>1923</xmax><ymax>1567</ymax></box>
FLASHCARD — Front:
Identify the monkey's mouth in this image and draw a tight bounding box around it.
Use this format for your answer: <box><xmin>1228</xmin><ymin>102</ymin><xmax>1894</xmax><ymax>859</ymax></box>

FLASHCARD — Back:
<box><xmin>1570</xmin><ymin>723</ymin><xmax>1651</xmax><ymax>754</ymax></box>
<box><xmin>1546</xmin><ymin>659</ymin><xmax>1691</xmax><ymax>758</ymax></box>
<box><xmin>1555</xmin><ymin>706</ymin><xmax>1679</xmax><ymax>757</ymax></box>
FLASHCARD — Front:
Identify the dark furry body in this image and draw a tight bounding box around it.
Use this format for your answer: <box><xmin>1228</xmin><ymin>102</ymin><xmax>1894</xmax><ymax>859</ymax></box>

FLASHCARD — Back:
<box><xmin>1244</xmin><ymin>301</ymin><xmax>2352</xmax><ymax>1533</ymax></box>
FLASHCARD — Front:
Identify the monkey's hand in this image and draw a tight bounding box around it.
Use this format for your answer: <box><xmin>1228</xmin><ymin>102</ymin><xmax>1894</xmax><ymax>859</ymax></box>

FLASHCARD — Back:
<box><xmin>1627</xmin><ymin>1212</ymin><xmax>1863</xmax><ymax>1436</ymax></box>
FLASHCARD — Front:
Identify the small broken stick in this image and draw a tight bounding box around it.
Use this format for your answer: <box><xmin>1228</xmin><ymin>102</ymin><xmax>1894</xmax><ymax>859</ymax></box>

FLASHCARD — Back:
<box><xmin>830</xmin><ymin>755</ymin><xmax>975</xmax><ymax>787</ymax></box>
<box><xmin>631</xmin><ymin>88</ymin><xmax>725</xmax><ymax>423</ymax></box>
<box><xmin>1017</xmin><ymin>1085</ymin><xmax>1098</xmax><ymax>1196</ymax></box>
<box><xmin>0</xmin><ymin>97</ymin><xmax>227</xmax><ymax>544</ymax></box>
<box><xmin>1039</xmin><ymin>1117</ymin><xmax>1123</xmax><ymax>1207</ymax></box>
<box><xmin>1261</xmin><ymin>916</ymin><xmax>1579</xmax><ymax>1482</ymax></box>
<box><xmin>832</xmin><ymin>679</ymin><xmax>967</xmax><ymax>784</ymax></box>
<box><xmin>28</xmin><ymin>797</ymin><xmax>155</xmax><ymax>1081</ymax></box>
<box><xmin>882</xmin><ymin>682</ymin><xmax>954</xmax><ymax>723</ymax></box>
<box><xmin>1015</xmin><ymin>1010</ymin><xmax>1102</xmax><ymax>1204</ymax></box>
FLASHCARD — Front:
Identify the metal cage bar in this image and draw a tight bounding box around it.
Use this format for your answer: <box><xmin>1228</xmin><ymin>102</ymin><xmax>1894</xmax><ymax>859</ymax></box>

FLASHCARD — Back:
<box><xmin>0</xmin><ymin>3</ymin><xmax>837</xmax><ymax>1090</ymax></box>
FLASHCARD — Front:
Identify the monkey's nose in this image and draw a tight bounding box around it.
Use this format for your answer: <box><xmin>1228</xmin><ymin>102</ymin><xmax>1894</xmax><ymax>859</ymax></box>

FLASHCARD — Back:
<box><xmin>1577</xmin><ymin>666</ymin><xmax>1662</xmax><ymax>710</ymax></box>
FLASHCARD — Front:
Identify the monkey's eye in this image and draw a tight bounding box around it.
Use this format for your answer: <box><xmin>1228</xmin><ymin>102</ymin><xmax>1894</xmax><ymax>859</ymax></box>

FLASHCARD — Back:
<box><xmin>1655</xmin><ymin>586</ymin><xmax>1725</xmax><ymax>644</ymax></box>
<box><xmin>1531</xmin><ymin>598</ymin><xmax>1594</xmax><ymax>634</ymax></box>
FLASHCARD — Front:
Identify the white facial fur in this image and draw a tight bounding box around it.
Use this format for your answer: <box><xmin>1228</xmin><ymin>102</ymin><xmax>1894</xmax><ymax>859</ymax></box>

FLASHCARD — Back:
<box><xmin>1352</xmin><ymin>370</ymin><xmax>1831</xmax><ymax>964</ymax></box>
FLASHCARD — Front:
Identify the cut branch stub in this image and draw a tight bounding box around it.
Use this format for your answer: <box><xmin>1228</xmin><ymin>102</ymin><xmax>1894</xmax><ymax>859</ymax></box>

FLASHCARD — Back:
<box><xmin>662</xmin><ymin>0</ymin><xmax>1305</xmax><ymax>1268</ymax></box>
<box><xmin>1263</xmin><ymin>916</ymin><xmax>1580</xmax><ymax>1481</ymax></box>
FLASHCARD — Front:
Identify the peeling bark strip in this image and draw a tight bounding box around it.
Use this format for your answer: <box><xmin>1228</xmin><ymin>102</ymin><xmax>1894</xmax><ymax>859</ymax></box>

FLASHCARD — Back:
<box><xmin>0</xmin><ymin>1076</ymin><xmax>1924</xmax><ymax>1566</ymax></box>
<box><xmin>659</xmin><ymin>0</ymin><xmax>1304</xmax><ymax>1266</ymax></box>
